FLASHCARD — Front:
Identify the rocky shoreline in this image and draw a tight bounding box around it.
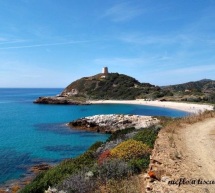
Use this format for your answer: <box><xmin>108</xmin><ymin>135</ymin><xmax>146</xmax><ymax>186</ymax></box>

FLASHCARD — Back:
<box><xmin>68</xmin><ymin>114</ymin><xmax>159</xmax><ymax>133</ymax></box>
<box><xmin>0</xmin><ymin>163</ymin><xmax>51</xmax><ymax>193</ymax></box>
<box><xmin>33</xmin><ymin>96</ymin><xmax>89</xmax><ymax>105</ymax></box>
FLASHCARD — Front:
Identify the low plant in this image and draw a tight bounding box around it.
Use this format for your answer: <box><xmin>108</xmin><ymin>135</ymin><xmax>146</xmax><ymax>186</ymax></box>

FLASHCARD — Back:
<box><xmin>128</xmin><ymin>156</ymin><xmax>150</xmax><ymax>173</ymax></box>
<box><xmin>95</xmin><ymin>139</ymin><xmax>123</xmax><ymax>157</ymax></box>
<box><xmin>98</xmin><ymin>149</ymin><xmax>111</xmax><ymax>165</ymax></box>
<box><xmin>97</xmin><ymin>159</ymin><xmax>132</xmax><ymax>182</ymax></box>
<box><xmin>110</xmin><ymin>139</ymin><xmax>150</xmax><ymax>161</ymax></box>
<box><xmin>107</xmin><ymin>127</ymin><xmax>136</xmax><ymax>142</ymax></box>
<box><xmin>133</xmin><ymin>127</ymin><xmax>159</xmax><ymax>148</ymax></box>
<box><xmin>57</xmin><ymin>167</ymin><xmax>97</xmax><ymax>193</ymax></box>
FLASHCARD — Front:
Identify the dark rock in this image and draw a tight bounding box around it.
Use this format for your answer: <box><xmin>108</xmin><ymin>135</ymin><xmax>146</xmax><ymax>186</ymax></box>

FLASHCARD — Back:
<box><xmin>28</xmin><ymin>163</ymin><xmax>51</xmax><ymax>174</ymax></box>
<box><xmin>33</xmin><ymin>97</ymin><xmax>89</xmax><ymax>105</ymax></box>
<box><xmin>89</xmin><ymin>122</ymin><xmax>97</xmax><ymax>127</ymax></box>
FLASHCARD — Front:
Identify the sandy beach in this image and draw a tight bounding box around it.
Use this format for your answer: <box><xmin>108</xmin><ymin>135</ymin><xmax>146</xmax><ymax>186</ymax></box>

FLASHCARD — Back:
<box><xmin>88</xmin><ymin>100</ymin><xmax>213</xmax><ymax>114</ymax></box>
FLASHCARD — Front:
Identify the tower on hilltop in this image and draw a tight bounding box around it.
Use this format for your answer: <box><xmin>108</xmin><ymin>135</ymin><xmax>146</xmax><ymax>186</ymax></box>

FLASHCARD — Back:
<box><xmin>102</xmin><ymin>67</ymin><xmax>108</xmax><ymax>74</ymax></box>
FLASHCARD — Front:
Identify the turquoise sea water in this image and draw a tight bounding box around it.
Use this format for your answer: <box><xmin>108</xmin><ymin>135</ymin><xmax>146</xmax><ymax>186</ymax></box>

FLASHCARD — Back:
<box><xmin>0</xmin><ymin>88</ymin><xmax>188</xmax><ymax>185</ymax></box>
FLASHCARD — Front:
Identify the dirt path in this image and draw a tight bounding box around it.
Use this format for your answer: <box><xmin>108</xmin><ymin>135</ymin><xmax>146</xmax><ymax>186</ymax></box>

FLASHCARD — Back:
<box><xmin>143</xmin><ymin>115</ymin><xmax>215</xmax><ymax>193</ymax></box>
<box><xmin>182</xmin><ymin>118</ymin><xmax>215</xmax><ymax>179</ymax></box>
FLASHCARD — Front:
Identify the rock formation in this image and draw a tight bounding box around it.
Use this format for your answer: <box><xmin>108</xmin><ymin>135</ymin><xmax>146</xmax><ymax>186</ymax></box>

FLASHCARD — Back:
<box><xmin>33</xmin><ymin>97</ymin><xmax>89</xmax><ymax>105</ymax></box>
<box><xmin>68</xmin><ymin>114</ymin><xmax>159</xmax><ymax>133</ymax></box>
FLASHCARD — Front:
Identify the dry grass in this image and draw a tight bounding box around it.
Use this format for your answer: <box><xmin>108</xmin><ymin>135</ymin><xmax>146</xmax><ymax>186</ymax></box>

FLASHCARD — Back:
<box><xmin>169</xmin><ymin>111</ymin><xmax>214</xmax><ymax>132</ymax></box>
<box><xmin>164</xmin><ymin>110</ymin><xmax>215</xmax><ymax>146</ymax></box>
<box><xmin>181</xmin><ymin>110</ymin><xmax>215</xmax><ymax>124</ymax></box>
<box><xmin>96</xmin><ymin>176</ymin><xmax>142</xmax><ymax>193</ymax></box>
<box><xmin>168</xmin><ymin>134</ymin><xmax>175</xmax><ymax>148</ymax></box>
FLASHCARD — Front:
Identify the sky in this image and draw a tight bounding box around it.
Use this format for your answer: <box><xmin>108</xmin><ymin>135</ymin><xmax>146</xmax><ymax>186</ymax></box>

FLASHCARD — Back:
<box><xmin>0</xmin><ymin>0</ymin><xmax>215</xmax><ymax>88</ymax></box>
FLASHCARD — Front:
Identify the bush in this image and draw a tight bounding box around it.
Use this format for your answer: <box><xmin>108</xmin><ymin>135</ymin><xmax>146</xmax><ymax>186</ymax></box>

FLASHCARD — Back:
<box><xmin>107</xmin><ymin>127</ymin><xmax>135</xmax><ymax>142</ymax></box>
<box><xmin>57</xmin><ymin>167</ymin><xmax>97</xmax><ymax>193</ymax></box>
<box><xmin>133</xmin><ymin>127</ymin><xmax>159</xmax><ymax>148</ymax></box>
<box><xmin>95</xmin><ymin>139</ymin><xmax>123</xmax><ymax>157</ymax></box>
<box><xmin>128</xmin><ymin>156</ymin><xmax>150</xmax><ymax>173</ymax></box>
<box><xmin>88</xmin><ymin>141</ymin><xmax>103</xmax><ymax>152</ymax></box>
<box><xmin>98</xmin><ymin>150</ymin><xmax>111</xmax><ymax>165</ymax></box>
<box><xmin>110</xmin><ymin>139</ymin><xmax>150</xmax><ymax>161</ymax></box>
<box><xmin>208</xmin><ymin>92</ymin><xmax>215</xmax><ymax>103</ymax></box>
<box><xmin>97</xmin><ymin>159</ymin><xmax>132</xmax><ymax>182</ymax></box>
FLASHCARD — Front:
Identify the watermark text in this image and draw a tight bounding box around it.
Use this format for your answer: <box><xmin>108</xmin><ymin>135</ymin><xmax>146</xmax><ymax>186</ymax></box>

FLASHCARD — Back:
<box><xmin>168</xmin><ymin>178</ymin><xmax>215</xmax><ymax>187</ymax></box>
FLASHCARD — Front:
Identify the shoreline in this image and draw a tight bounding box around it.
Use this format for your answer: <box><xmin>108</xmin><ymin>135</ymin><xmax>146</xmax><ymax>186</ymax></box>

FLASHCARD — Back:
<box><xmin>88</xmin><ymin>100</ymin><xmax>213</xmax><ymax>114</ymax></box>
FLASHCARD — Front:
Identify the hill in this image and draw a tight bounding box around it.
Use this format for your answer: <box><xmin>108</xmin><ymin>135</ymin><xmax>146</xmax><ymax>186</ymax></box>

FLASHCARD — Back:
<box><xmin>34</xmin><ymin>70</ymin><xmax>215</xmax><ymax>104</ymax></box>
<box><xmin>162</xmin><ymin>79</ymin><xmax>215</xmax><ymax>93</ymax></box>
<box><xmin>161</xmin><ymin>79</ymin><xmax>215</xmax><ymax>103</ymax></box>
<box><xmin>59</xmin><ymin>73</ymin><xmax>169</xmax><ymax>100</ymax></box>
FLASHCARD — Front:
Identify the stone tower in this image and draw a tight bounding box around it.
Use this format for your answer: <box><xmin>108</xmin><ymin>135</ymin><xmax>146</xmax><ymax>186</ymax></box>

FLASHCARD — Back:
<box><xmin>102</xmin><ymin>67</ymin><xmax>108</xmax><ymax>74</ymax></box>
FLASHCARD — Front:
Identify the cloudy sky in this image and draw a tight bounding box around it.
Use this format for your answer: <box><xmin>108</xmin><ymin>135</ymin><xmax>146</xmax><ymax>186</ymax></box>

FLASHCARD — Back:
<box><xmin>0</xmin><ymin>0</ymin><xmax>215</xmax><ymax>87</ymax></box>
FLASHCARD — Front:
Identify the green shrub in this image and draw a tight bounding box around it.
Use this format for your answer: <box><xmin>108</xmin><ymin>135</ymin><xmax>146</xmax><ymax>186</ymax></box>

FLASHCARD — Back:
<box><xmin>88</xmin><ymin>141</ymin><xmax>103</xmax><ymax>152</ymax></box>
<box><xmin>133</xmin><ymin>127</ymin><xmax>159</xmax><ymax>148</ymax></box>
<box><xmin>107</xmin><ymin>127</ymin><xmax>135</xmax><ymax>142</ymax></box>
<box><xmin>128</xmin><ymin>156</ymin><xmax>150</xmax><ymax>173</ymax></box>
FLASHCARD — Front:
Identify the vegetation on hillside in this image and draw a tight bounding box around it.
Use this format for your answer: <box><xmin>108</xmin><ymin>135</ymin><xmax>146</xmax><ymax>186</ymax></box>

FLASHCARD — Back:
<box><xmin>61</xmin><ymin>73</ymin><xmax>215</xmax><ymax>103</ymax></box>
<box><xmin>61</xmin><ymin>73</ymin><xmax>170</xmax><ymax>100</ymax></box>
<box><xmin>20</xmin><ymin>111</ymin><xmax>215</xmax><ymax>193</ymax></box>
<box><xmin>20</xmin><ymin>126</ymin><xmax>160</xmax><ymax>193</ymax></box>
<box><xmin>162</xmin><ymin>79</ymin><xmax>215</xmax><ymax>103</ymax></box>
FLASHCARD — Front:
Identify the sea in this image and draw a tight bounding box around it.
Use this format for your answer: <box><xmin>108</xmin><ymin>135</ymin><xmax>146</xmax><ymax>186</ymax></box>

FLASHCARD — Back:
<box><xmin>0</xmin><ymin>88</ymin><xmax>188</xmax><ymax>186</ymax></box>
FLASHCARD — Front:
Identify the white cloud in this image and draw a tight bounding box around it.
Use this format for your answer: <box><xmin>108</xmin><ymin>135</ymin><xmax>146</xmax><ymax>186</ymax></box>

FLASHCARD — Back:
<box><xmin>118</xmin><ymin>32</ymin><xmax>205</xmax><ymax>46</ymax></box>
<box><xmin>159</xmin><ymin>64</ymin><xmax>215</xmax><ymax>75</ymax></box>
<box><xmin>103</xmin><ymin>2</ymin><xmax>143</xmax><ymax>22</ymax></box>
<box><xmin>0</xmin><ymin>39</ymin><xmax>92</xmax><ymax>50</ymax></box>
<box><xmin>0</xmin><ymin>36</ymin><xmax>28</xmax><ymax>45</ymax></box>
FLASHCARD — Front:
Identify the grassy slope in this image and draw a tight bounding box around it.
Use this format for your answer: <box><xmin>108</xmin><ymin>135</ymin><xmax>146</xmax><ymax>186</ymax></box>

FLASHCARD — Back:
<box><xmin>61</xmin><ymin>73</ymin><xmax>168</xmax><ymax>100</ymax></box>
